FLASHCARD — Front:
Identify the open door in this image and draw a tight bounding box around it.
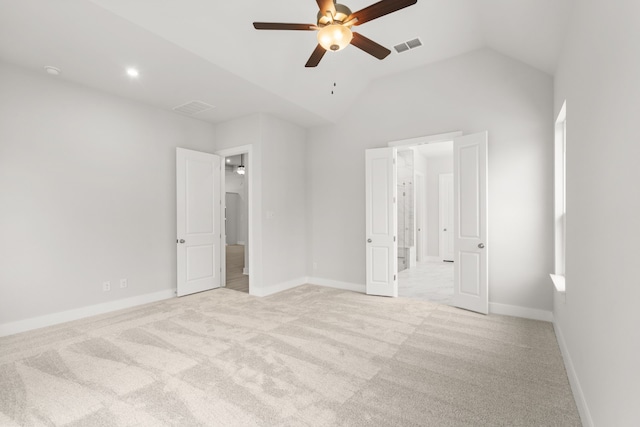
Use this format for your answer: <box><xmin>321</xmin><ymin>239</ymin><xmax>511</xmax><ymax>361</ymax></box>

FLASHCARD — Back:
<box><xmin>439</xmin><ymin>173</ymin><xmax>454</xmax><ymax>262</ymax></box>
<box><xmin>453</xmin><ymin>132</ymin><xmax>488</xmax><ymax>314</ymax></box>
<box><xmin>365</xmin><ymin>147</ymin><xmax>397</xmax><ymax>297</ymax></box>
<box><xmin>176</xmin><ymin>148</ymin><xmax>222</xmax><ymax>297</ymax></box>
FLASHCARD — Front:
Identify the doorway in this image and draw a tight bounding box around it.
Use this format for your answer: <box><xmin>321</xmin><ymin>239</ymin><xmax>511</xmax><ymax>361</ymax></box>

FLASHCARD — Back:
<box><xmin>365</xmin><ymin>131</ymin><xmax>488</xmax><ymax>314</ymax></box>
<box><xmin>396</xmin><ymin>142</ymin><xmax>455</xmax><ymax>305</ymax></box>
<box><xmin>218</xmin><ymin>148</ymin><xmax>252</xmax><ymax>294</ymax></box>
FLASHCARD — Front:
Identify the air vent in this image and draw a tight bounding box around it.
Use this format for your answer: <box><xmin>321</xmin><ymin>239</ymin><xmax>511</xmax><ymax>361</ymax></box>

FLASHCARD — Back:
<box><xmin>172</xmin><ymin>100</ymin><xmax>215</xmax><ymax>116</ymax></box>
<box><xmin>394</xmin><ymin>37</ymin><xmax>423</xmax><ymax>54</ymax></box>
<box><xmin>406</xmin><ymin>38</ymin><xmax>422</xmax><ymax>49</ymax></box>
<box><xmin>394</xmin><ymin>43</ymin><xmax>410</xmax><ymax>53</ymax></box>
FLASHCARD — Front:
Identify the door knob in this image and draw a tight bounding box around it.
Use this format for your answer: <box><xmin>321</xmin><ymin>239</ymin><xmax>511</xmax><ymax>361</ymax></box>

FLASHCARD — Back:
<box><xmin>478</xmin><ymin>243</ymin><xmax>485</xmax><ymax>249</ymax></box>
<box><xmin>178</xmin><ymin>239</ymin><xmax>185</xmax><ymax>244</ymax></box>
<box><xmin>367</xmin><ymin>239</ymin><xmax>372</xmax><ymax>243</ymax></box>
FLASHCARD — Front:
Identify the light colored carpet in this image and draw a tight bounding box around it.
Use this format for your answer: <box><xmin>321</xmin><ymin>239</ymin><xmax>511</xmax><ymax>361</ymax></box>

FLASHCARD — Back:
<box><xmin>225</xmin><ymin>245</ymin><xmax>248</xmax><ymax>293</ymax></box>
<box><xmin>0</xmin><ymin>285</ymin><xmax>581</xmax><ymax>426</ymax></box>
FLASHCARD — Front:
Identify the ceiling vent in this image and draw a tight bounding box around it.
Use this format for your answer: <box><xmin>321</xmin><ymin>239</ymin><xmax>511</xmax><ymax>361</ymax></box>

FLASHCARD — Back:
<box><xmin>393</xmin><ymin>43</ymin><xmax>410</xmax><ymax>53</ymax></box>
<box><xmin>172</xmin><ymin>100</ymin><xmax>215</xmax><ymax>116</ymax></box>
<box><xmin>394</xmin><ymin>37</ymin><xmax>423</xmax><ymax>54</ymax></box>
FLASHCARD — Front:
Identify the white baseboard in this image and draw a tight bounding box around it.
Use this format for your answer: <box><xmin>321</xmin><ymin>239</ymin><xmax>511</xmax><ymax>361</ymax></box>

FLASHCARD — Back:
<box><xmin>250</xmin><ymin>276</ymin><xmax>308</xmax><ymax>297</ymax></box>
<box><xmin>0</xmin><ymin>289</ymin><xmax>175</xmax><ymax>338</ymax></box>
<box><xmin>553</xmin><ymin>321</ymin><xmax>593</xmax><ymax>427</ymax></box>
<box><xmin>422</xmin><ymin>256</ymin><xmax>442</xmax><ymax>262</ymax></box>
<box><xmin>307</xmin><ymin>277</ymin><xmax>366</xmax><ymax>293</ymax></box>
<box><xmin>237</xmin><ymin>241</ymin><xmax>246</xmax><ymax>245</ymax></box>
<box><xmin>489</xmin><ymin>302</ymin><xmax>553</xmax><ymax>322</ymax></box>
<box><xmin>242</xmin><ymin>267</ymin><xmax>249</xmax><ymax>275</ymax></box>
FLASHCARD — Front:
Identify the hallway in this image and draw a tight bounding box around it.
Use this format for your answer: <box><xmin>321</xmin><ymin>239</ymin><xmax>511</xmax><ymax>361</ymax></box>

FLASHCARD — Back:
<box><xmin>225</xmin><ymin>244</ymin><xmax>248</xmax><ymax>293</ymax></box>
<box><xmin>398</xmin><ymin>260</ymin><xmax>453</xmax><ymax>305</ymax></box>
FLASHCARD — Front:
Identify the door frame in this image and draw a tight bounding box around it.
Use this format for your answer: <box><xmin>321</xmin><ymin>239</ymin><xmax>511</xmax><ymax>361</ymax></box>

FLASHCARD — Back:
<box><xmin>216</xmin><ymin>144</ymin><xmax>254</xmax><ymax>295</ymax></box>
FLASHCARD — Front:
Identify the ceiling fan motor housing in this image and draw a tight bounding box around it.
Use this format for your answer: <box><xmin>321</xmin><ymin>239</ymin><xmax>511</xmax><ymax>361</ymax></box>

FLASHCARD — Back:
<box><xmin>317</xmin><ymin>3</ymin><xmax>352</xmax><ymax>25</ymax></box>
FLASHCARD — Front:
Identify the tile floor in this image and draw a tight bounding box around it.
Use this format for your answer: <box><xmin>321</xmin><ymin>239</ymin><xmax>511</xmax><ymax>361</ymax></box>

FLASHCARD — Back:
<box><xmin>398</xmin><ymin>260</ymin><xmax>454</xmax><ymax>305</ymax></box>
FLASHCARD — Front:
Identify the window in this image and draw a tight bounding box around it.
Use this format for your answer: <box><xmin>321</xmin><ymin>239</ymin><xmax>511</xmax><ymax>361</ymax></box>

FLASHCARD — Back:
<box><xmin>552</xmin><ymin>101</ymin><xmax>567</xmax><ymax>292</ymax></box>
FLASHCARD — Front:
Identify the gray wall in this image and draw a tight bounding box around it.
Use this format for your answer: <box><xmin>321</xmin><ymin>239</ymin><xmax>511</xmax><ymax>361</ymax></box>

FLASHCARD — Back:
<box><xmin>0</xmin><ymin>62</ymin><xmax>217</xmax><ymax>325</ymax></box>
<box><xmin>553</xmin><ymin>0</ymin><xmax>640</xmax><ymax>424</ymax></box>
<box><xmin>307</xmin><ymin>48</ymin><xmax>554</xmax><ymax>311</ymax></box>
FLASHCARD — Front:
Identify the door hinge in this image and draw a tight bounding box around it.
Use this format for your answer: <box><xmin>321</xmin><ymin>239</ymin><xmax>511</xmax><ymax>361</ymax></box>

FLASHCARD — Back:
<box><xmin>393</xmin><ymin>197</ymin><xmax>396</xmax><ymax>203</ymax></box>
<box><xmin>394</xmin><ymin>236</ymin><xmax>396</xmax><ymax>242</ymax></box>
<box><xmin>394</xmin><ymin>274</ymin><xmax>396</xmax><ymax>281</ymax></box>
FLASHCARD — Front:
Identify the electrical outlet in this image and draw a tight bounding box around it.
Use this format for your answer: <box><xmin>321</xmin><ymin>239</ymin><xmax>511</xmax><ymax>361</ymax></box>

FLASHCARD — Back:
<box><xmin>102</xmin><ymin>281</ymin><xmax>111</xmax><ymax>292</ymax></box>
<box><xmin>119</xmin><ymin>278</ymin><xmax>128</xmax><ymax>289</ymax></box>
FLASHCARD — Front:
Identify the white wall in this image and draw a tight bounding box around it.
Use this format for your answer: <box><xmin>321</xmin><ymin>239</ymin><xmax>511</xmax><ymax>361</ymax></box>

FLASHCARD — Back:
<box><xmin>259</xmin><ymin>114</ymin><xmax>307</xmax><ymax>291</ymax></box>
<box><xmin>553</xmin><ymin>0</ymin><xmax>640</xmax><ymax>424</ymax></box>
<box><xmin>0</xmin><ymin>62</ymin><xmax>217</xmax><ymax>326</ymax></box>
<box><xmin>426</xmin><ymin>155</ymin><xmax>453</xmax><ymax>257</ymax></box>
<box><xmin>307</xmin><ymin>48</ymin><xmax>554</xmax><ymax>311</ymax></box>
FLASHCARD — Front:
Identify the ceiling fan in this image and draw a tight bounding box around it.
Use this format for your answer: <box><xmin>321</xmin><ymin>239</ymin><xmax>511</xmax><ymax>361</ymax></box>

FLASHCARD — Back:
<box><xmin>253</xmin><ymin>0</ymin><xmax>418</xmax><ymax>67</ymax></box>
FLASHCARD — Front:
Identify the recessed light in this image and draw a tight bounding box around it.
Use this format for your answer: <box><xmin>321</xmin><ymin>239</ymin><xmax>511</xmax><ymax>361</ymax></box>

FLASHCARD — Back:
<box><xmin>126</xmin><ymin>68</ymin><xmax>140</xmax><ymax>78</ymax></box>
<box><xmin>44</xmin><ymin>66</ymin><xmax>61</xmax><ymax>76</ymax></box>
<box><xmin>226</xmin><ymin>159</ymin><xmax>231</xmax><ymax>163</ymax></box>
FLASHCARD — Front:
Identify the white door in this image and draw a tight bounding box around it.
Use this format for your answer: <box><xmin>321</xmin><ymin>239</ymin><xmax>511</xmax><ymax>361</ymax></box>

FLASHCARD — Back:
<box><xmin>439</xmin><ymin>173</ymin><xmax>454</xmax><ymax>261</ymax></box>
<box><xmin>365</xmin><ymin>147</ymin><xmax>397</xmax><ymax>297</ymax></box>
<box><xmin>176</xmin><ymin>148</ymin><xmax>222</xmax><ymax>297</ymax></box>
<box><xmin>415</xmin><ymin>172</ymin><xmax>423</xmax><ymax>263</ymax></box>
<box><xmin>453</xmin><ymin>132</ymin><xmax>488</xmax><ymax>314</ymax></box>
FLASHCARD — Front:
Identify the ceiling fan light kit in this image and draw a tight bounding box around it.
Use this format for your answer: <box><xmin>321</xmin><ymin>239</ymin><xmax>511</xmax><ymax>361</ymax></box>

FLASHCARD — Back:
<box><xmin>253</xmin><ymin>0</ymin><xmax>418</xmax><ymax>67</ymax></box>
<box><xmin>318</xmin><ymin>24</ymin><xmax>353</xmax><ymax>51</ymax></box>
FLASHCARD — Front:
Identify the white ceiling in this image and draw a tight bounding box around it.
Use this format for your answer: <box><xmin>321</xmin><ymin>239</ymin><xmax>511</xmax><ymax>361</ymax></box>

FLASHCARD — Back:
<box><xmin>0</xmin><ymin>0</ymin><xmax>573</xmax><ymax>128</ymax></box>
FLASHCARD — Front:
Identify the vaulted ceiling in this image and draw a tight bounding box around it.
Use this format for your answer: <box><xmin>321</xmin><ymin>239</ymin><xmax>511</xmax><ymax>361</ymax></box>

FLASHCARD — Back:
<box><xmin>0</xmin><ymin>0</ymin><xmax>573</xmax><ymax>127</ymax></box>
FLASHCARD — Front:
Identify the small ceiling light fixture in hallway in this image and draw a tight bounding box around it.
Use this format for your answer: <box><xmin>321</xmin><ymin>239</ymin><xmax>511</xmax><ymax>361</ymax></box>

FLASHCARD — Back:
<box><xmin>237</xmin><ymin>154</ymin><xmax>245</xmax><ymax>175</ymax></box>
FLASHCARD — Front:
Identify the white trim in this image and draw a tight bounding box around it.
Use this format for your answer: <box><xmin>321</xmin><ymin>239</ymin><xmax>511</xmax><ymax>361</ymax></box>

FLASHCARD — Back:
<box><xmin>243</xmin><ymin>267</ymin><xmax>249</xmax><ymax>275</ymax></box>
<box><xmin>423</xmin><ymin>256</ymin><xmax>442</xmax><ymax>262</ymax></box>
<box><xmin>553</xmin><ymin>322</ymin><xmax>593</xmax><ymax>427</ymax></box>
<box><xmin>0</xmin><ymin>289</ymin><xmax>175</xmax><ymax>338</ymax></box>
<box><xmin>388</xmin><ymin>131</ymin><xmax>463</xmax><ymax>148</ymax></box>
<box><xmin>489</xmin><ymin>302</ymin><xmax>553</xmax><ymax>322</ymax></box>
<box><xmin>307</xmin><ymin>277</ymin><xmax>366</xmax><ymax>293</ymax></box>
<box><xmin>250</xmin><ymin>277</ymin><xmax>307</xmax><ymax>297</ymax></box>
<box><xmin>550</xmin><ymin>273</ymin><xmax>566</xmax><ymax>293</ymax></box>
<box><xmin>236</xmin><ymin>240</ymin><xmax>246</xmax><ymax>245</ymax></box>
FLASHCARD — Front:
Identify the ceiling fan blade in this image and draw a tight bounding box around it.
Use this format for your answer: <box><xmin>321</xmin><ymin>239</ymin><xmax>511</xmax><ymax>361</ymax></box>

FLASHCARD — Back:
<box><xmin>305</xmin><ymin>44</ymin><xmax>327</xmax><ymax>67</ymax></box>
<box><xmin>348</xmin><ymin>0</ymin><xmax>417</xmax><ymax>26</ymax></box>
<box><xmin>253</xmin><ymin>22</ymin><xmax>317</xmax><ymax>31</ymax></box>
<box><xmin>350</xmin><ymin>32</ymin><xmax>391</xmax><ymax>59</ymax></box>
<box><xmin>316</xmin><ymin>0</ymin><xmax>337</xmax><ymax>16</ymax></box>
